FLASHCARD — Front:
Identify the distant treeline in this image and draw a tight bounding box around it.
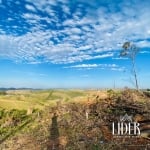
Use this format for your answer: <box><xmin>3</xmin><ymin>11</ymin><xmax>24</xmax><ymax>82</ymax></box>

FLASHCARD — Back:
<box><xmin>0</xmin><ymin>88</ymin><xmax>34</xmax><ymax>91</ymax></box>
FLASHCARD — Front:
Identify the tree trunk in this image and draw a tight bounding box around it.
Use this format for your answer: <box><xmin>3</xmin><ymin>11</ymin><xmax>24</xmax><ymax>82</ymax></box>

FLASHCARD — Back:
<box><xmin>132</xmin><ymin>59</ymin><xmax>139</xmax><ymax>91</ymax></box>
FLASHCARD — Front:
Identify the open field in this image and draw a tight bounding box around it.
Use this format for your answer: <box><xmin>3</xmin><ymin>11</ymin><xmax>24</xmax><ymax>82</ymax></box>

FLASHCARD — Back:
<box><xmin>0</xmin><ymin>89</ymin><xmax>150</xmax><ymax>150</ymax></box>
<box><xmin>0</xmin><ymin>89</ymin><xmax>90</xmax><ymax>110</ymax></box>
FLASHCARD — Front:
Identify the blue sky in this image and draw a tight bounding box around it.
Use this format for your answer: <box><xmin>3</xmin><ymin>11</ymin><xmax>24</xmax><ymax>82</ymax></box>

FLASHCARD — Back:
<box><xmin>0</xmin><ymin>0</ymin><xmax>150</xmax><ymax>89</ymax></box>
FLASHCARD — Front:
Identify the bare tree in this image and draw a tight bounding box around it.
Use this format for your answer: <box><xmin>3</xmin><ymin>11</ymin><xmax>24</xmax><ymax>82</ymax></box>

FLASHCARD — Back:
<box><xmin>120</xmin><ymin>42</ymin><xmax>139</xmax><ymax>90</ymax></box>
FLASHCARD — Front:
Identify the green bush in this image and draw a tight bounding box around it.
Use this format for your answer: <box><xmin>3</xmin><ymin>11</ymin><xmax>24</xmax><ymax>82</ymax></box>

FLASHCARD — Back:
<box><xmin>107</xmin><ymin>89</ymin><xmax>115</xmax><ymax>98</ymax></box>
<box><xmin>0</xmin><ymin>108</ymin><xmax>6</xmax><ymax>119</ymax></box>
<box><xmin>0</xmin><ymin>91</ymin><xmax>7</xmax><ymax>95</ymax></box>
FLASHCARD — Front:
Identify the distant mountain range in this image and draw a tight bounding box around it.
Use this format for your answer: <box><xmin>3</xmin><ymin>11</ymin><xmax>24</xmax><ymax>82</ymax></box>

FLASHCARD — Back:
<box><xmin>0</xmin><ymin>88</ymin><xmax>36</xmax><ymax>91</ymax></box>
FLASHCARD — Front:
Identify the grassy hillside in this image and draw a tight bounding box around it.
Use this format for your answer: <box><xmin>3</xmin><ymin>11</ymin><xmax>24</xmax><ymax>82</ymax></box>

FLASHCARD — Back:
<box><xmin>0</xmin><ymin>89</ymin><xmax>87</xmax><ymax>110</ymax></box>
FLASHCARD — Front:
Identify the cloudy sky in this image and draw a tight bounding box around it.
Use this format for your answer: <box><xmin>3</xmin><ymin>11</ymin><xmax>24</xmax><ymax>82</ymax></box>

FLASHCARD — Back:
<box><xmin>0</xmin><ymin>0</ymin><xmax>150</xmax><ymax>89</ymax></box>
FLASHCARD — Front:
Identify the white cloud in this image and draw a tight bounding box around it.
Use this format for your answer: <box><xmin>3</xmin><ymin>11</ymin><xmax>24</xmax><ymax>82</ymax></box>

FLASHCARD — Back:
<box><xmin>65</xmin><ymin>63</ymin><xmax>125</xmax><ymax>71</ymax></box>
<box><xmin>136</xmin><ymin>40</ymin><xmax>150</xmax><ymax>48</ymax></box>
<box><xmin>140</xmin><ymin>51</ymin><xmax>150</xmax><ymax>54</ymax></box>
<box><xmin>93</xmin><ymin>53</ymin><xmax>113</xmax><ymax>58</ymax></box>
<box><xmin>25</xmin><ymin>4</ymin><xmax>36</xmax><ymax>12</ymax></box>
<box><xmin>112</xmin><ymin>57</ymin><xmax>129</xmax><ymax>60</ymax></box>
<box><xmin>0</xmin><ymin>0</ymin><xmax>150</xmax><ymax>64</ymax></box>
<box><xmin>62</xmin><ymin>5</ymin><xmax>70</xmax><ymax>14</ymax></box>
<box><xmin>12</xmin><ymin>70</ymin><xmax>47</xmax><ymax>77</ymax></box>
<box><xmin>69</xmin><ymin>64</ymin><xmax>99</xmax><ymax>68</ymax></box>
<box><xmin>111</xmin><ymin>67</ymin><xmax>125</xmax><ymax>72</ymax></box>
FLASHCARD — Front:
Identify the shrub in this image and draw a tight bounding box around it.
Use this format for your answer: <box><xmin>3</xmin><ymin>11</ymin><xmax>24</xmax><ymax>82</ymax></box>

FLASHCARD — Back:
<box><xmin>0</xmin><ymin>108</ymin><xmax>5</xmax><ymax>119</ymax></box>
<box><xmin>0</xmin><ymin>91</ymin><xmax>7</xmax><ymax>95</ymax></box>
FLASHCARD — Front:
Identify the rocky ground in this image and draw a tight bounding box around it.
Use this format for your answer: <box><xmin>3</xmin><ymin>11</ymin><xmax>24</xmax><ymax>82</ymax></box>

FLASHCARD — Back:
<box><xmin>0</xmin><ymin>89</ymin><xmax>150</xmax><ymax>150</ymax></box>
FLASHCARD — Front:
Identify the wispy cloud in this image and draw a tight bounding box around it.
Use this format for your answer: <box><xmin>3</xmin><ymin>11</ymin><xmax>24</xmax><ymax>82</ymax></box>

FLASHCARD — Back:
<box><xmin>140</xmin><ymin>50</ymin><xmax>150</xmax><ymax>54</ymax></box>
<box><xmin>65</xmin><ymin>63</ymin><xmax>125</xmax><ymax>71</ymax></box>
<box><xmin>12</xmin><ymin>70</ymin><xmax>47</xmax><ymax>77</ymax></box>
<box><xmin>112</xmin><ymin>57</ymin><xmax>129</xmax><ymax>60</ymax></box>
<box><xmin>0</xmin><ymin>0</ymin><xmax>150</xmax><ymax>64</ymax></box>
<box><xmin>66</xmin><ymin>64</ymin><xmax>99</xmax><ymax>68</ymax></box>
